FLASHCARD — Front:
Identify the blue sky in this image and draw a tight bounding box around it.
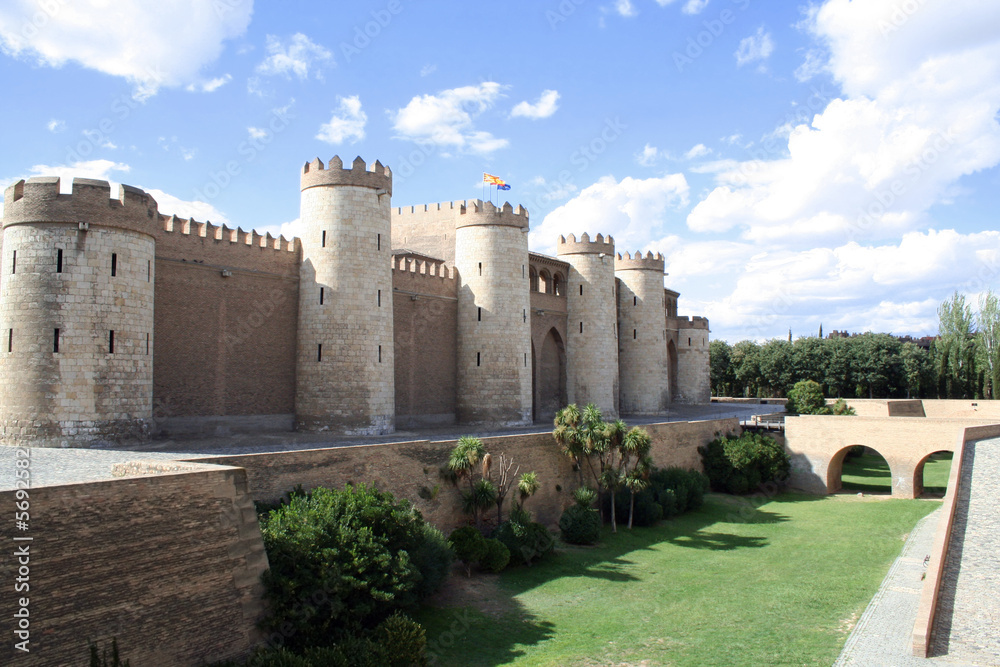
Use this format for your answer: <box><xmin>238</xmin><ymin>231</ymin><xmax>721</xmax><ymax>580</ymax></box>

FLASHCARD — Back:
<box><xmin>1</xmin><ymin>0</ymin><xmax>998</xmax><ymax>343</ymax></box>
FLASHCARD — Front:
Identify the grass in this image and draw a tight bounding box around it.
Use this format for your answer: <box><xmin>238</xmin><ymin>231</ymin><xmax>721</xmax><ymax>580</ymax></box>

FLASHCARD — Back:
<box><xmin>416</xmin><ymin>493</ymin><xmax>938</xmax><ymax>667</ymax></box>
<box><xmin>841</xmin><ymin>451</ymin><xmax>953</xmax><ymax>495</ymax></box>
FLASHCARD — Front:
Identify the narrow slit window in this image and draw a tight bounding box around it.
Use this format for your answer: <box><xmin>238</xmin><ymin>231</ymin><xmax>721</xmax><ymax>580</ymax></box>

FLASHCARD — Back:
<box><xmin>11</xmin><ymin>250</ymin><xmax>16</xmax><ymax>275</ymax></box>
<box><xmin>633</xmin><ymin>329</ymin><xmax>637</xmax><ymax>340</ymax></box>
<box><xmin>523</xmin><ymin>308</ymin><xmax>526</xmax><ymax>323</ymax></box>
<box><xmin>147</xmin><ymin>260</ymin><xmax>151</xmax><ymax>282</ymax></box>
<box><xmin>633</xmin><ymin>296</ymin><xmax>637</xmax><ymax>306</ymax></box>
<box><xmin>321</xmin><ymin>230</ymin><xmax>326</xmax><ymax>247</ymax></box>
<box><xmin>478</xmin><ymin>262</ymin><xmax>482</xmax><ymax>276</ymax></box>
<box><xmin>579</xmin><ymin>284</ymin><xmax>583</xmax><ymax>296</ymax></box>
<box><xmin>317</xmin><ymin>344</ymin><xmax>323</xmax><ymax>362</ymax></box>
<box><xmin>378</xmin><ymin>345</ymin><xmax>382</xmax><ymax>363</ymax></box>
<box><xmin>688</xmin><ymin>337</ymin><xmax>692</xmax><ymax>346</ymax></box>
<box><xmin>522</xmin><ymin>265</ymin><xmax>525</xmax><ymax>278</ymax></box>
<box><xmin>146</xmin><ymin>333</ymin><xmax>150</xmax><ymax>355</ymax></box>
<box><xmin>7</xmin><ymin>329</ymin><xmax>11</xmax><ymax>352</ymax></box>
<box><xmin>377</xmin><ymin>233</ymin><xmax>381</xmax><ymax>250</ymax></box>
<box><xmin>377</xmin><ymin>289</ymin><xmax>381</xmax><ymax>307</ymax></box>
<box><xmin>320</xmin><ymin>287</ymin><xmax>324</xmax><ymax>305</ymax></box>
<box><xmin>477</xmin><ymin>307</ymin><xmax>482</xmax><ymax>322</ymax></box>
<box><xmin>477</xmin><ymin>352</ymin><xmax>481</xmax><ymax>367</ymax></box>
<box><xmin>579</xmin><ymin>322</ymin><xmax>583</xmax><ymax>333</ymax></box>
<box><xmin>111</xmin><ymin>253</ymin><xmax>117</xmax><ymax>277</ymax></box>
<box><xmin>524</xmin><ymin>352</ymin><xmax>527</xmax><ymax>367</ymax></box>
<box><xmin>57</xmin><ymin>249</ymin><xmax>63</xmax><ymax>273</ymax></box>
<box><xmin>109</xmin><ymin>330</ymin><xmax>115</xmax><ymax>354</ymax></box>
<box><xmin>53</xmin><ymin>329</ymin><xmax>59</xmax><ymax>353</ymax></box>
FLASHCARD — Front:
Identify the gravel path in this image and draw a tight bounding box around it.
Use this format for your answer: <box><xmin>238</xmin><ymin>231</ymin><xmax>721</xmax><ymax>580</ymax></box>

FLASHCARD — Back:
<box><xmin>930</xmin><ymin>436</ymin><xmax>1000</xmax><ymax>665</ymax></box>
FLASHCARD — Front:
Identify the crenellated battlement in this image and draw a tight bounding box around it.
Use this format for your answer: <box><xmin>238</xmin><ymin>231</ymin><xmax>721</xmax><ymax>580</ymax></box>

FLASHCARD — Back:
<box><xmin>556</xmin><ymin>232</ymin><xmax>615</xmax><ymax>256</ymax></box>
<box><xmin>669</xmin><ymin>315</ymin><xmax>710</xmax><ymax>330</ymax></box>
<box><xmin>391</xmin><ymin>254</ymin><xmax>456</xmax><ymax>280</ymax></box>
<box><xmin>615</xmin><ymin>250</ymin><xmax>665</xmax><ymax>272</ymax></box>
<box><xmin>454</xmin><ymin>199</ymin><xmax>529</xmax><ymax>229</ymax></box>
<box><xmin>159</xmin><ymin>214</ymin><xmax>297</xmax><ymax>252</ymax></box>
<box><xmin>2</xmin><ymin>176</ymin><xmax>158</xmax><ymax>236</ymax></box>
<box><xmin>300</xmin><ymin>155</ymin><xmax>392</xmax><ymax>195</ymax></box>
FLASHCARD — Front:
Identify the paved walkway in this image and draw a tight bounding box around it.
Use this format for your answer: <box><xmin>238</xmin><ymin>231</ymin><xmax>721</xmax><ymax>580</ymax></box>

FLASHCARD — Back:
<box><xmin>0</xmin><ymin>402</ymin><xmax>782</xmax><ymax>491</ymax></box>
<box><xmin>930</xmin><ymin>436</ymin><xmax>1000</xmax><ymax>665</ymax></box>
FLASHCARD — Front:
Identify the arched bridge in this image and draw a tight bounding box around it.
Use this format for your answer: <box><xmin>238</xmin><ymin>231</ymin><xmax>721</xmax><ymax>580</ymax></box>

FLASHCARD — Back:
<box><xmin>784</xmin><ymin>414</ymin><xmax>999</xmax><ymax>498</ymax></box>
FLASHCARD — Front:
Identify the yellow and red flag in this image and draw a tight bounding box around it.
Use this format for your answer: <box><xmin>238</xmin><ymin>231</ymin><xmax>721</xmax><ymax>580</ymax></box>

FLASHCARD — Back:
<box><xmin>483</xmin><ymin>172</ymin><xmax>506</xmax><ymax>187</ymax></box>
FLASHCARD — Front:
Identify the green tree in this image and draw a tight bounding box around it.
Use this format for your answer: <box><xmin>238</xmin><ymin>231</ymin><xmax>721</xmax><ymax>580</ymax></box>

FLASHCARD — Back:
<box><xmin>447</xmin><ymin>436</ymin><xmax>491</xmax><ymax>528</ymax></box>
<box><xmin>851</xmin><ymin>333</ymin><xmax>903</xmax><ymax>398</ymax></box>
<box><xmin>900</xmin><ymin>342</ymin><xmax>933</xmax><ymax>398</ymax></box>
<box><xmin>709</xmin><ymin>340</ymin><xmax>735</xmax><ymax>396</ymax></box>
<box><xmin>785</xmin><ymin>380</ymin><xmax>827</xmax><ymax>415</ymax></box>
<box><xmin>731</xmin><ymin>340</ymin><xmax>762</xmax><ymax>397</ymax></box>
<box><xmin>977</xmin><ymin>289</ymin><xmax>1000</xmax><ymax>399</ymax></box>
<box><xmin>824</xmin><ymin>336</ymin><xmax>854</xmax><ymax>398</ymax></box>
<box><xmin>758</xmin><ymin>339</ymin><xmax>794</xmax><ymax>396</ymax></box>
<box><xmin>791</xmin><ymin>336</ymin><xmax>828</xmax><ymax>388</ymax></box>
<box><xmin>937</xmin><ymin>292</ymin><xmax>977</xmax><ymax>398</ymax></box>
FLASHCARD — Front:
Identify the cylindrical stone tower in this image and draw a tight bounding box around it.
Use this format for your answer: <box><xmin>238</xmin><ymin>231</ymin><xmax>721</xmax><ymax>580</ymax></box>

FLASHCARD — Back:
<box><xmin>0</xmin><ymin>176</ymin><xmax>157</xmax><ymax>446</ymax></box>
<box><xmin>454</xmin><ymin>201</ymin><xmax>532</xmax><ymax>425</ymax></box>
<box><xmin>557</xmin><ymin>232</ymin><xmax>619</xmax><ymax>417</ymax></box>
<box><xmin>616</xmin><ymin>251</ymin><xmax>669</xmax><ymax>415</ymax></box>
<box><xmin>296</xmin><ymin>156</ymin><xmax>395</xmax><ymax>435</ymax></box>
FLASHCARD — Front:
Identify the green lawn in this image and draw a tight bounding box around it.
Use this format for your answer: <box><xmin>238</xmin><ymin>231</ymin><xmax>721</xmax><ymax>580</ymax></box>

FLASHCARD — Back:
<box><xmin>842</xmin><ymin>451</ymin><xmax>953</xmax><ymax>495</ymax></box>
<box><xmin>416</xmin><ymin>493</ymin><xmax>937</xmax><ymax>667</ymax></box>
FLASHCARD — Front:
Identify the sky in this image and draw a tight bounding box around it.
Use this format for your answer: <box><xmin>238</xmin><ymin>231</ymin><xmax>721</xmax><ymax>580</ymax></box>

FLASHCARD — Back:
<box><xmin>0</xmin><ymin>0</ymin><xmax>998</xmax><ymax>343</ymax></box>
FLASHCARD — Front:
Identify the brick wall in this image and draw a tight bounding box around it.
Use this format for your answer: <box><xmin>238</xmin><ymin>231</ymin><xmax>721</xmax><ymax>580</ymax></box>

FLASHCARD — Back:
<box><xmin>189</xmin><ymin>417</ymin><xmax>738</xmax><ymax>533</ymax></box>
<box><xmin>392</xmin><ymin>265</ymin><xmax>458</xmax><ymax>426</ymax></box>
<box><xmin>0</xmin><ymin>466</ymin><xmax>268</xmax><ymax>666</ymax></box>
<box><xmin>153</xmin><ymin>259</ymin><xmax>298</xmax><ymax>424</ymax></box>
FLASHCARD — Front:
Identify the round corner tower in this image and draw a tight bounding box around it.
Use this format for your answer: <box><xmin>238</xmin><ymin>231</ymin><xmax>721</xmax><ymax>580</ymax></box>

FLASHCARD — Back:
<box><xmin>615</xmin><ymin>251</ymin><xmax>669</xmax><ymax>415</ymax></box>
<box><xmin>454</xmin><ymin>200</ymin><xmax>532</xmax><ymax>426</ymax></box>
<box><xmin>0</xmin><ymin>176</ymin><xmax>157</xmax><ymax>446</ymax></box>
<box><xmin>296</xmin><ymin>156</ymin><xmax>395</xmax><ymax>435</ymax></box>
<box><xmin>556</xmin><ymin>232</ymin><xmax>619</xmax><ymax>418</ymax></box>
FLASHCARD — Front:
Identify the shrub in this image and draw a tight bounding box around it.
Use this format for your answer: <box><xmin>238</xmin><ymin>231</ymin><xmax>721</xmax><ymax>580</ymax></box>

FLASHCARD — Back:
<box><xmin>245</xmin><ymin>649</ymin><xmax>312</xmax><ymax>667</ymax></box>
<box><xmin>479</xmin><ymin>538</ymin><xmax>511</xmax><ymax>573</ymax></box>
<box><xmin>258</xmin><ymin>484</ymin><xmax>428</xmax><ymax>649</ymax></box>
<box><xmin>657</xmin><ymin>487</ymin><xmax>679</xmax><ymax>519</ymax></box>
<box><xmin>698</xmin><ymin>433</ymin><xmax>790</xmax><ymax>495</ymax></box>
<box><xmin>449</xmin><ymin>526</ymin><xmax>486</xmax><ymax>576</ymax></box>
<box><xmin>559</xmin><ymin>504</ymin><xmax>601</xmax><ymax>545</ymax></box>
<box><xmin>786</xmin><ymin>380</ymin><xmax>827</xmax><ymax>415</ymax></box>
<box><xmin>372</xmin><ymin>611</ymin><xmax>428</xmax><ymax>667</ymax></box>
<box><xmin>411</xmin><ymin>524</ymin><xmax>454</xmax><ymax>598</ymax></box>
<box><xmin>493</xmin><ymin>518</ymin><xmax>553</xmax><ymax>566</ymax></box>
<box><xmin>832</xmin><ymin>398</ymin><xmax>856</xmax><ymax>415</ymax></box>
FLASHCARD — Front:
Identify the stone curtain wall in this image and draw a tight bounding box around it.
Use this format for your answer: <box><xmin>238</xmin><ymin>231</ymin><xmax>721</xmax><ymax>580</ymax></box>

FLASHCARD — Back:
<box><xmin>191</xmin><ymin>417</ymin><xmax>739</xmax><ymax>532</ymax></box>
<box><xmin>0</xmin><ymin>466</ymin><xmax>268</xmax><ymax>667</ymax></box>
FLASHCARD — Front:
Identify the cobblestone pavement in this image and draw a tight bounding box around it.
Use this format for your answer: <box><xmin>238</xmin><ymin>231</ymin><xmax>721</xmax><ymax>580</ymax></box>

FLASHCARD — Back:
<box><xmin>930</xmin><ymin>437</ymin><xmax>1000</xmax><ymax>665</ymax></box>
<box><xmin>835</xmin><ymin>507</ymin><xmax>977</xmax><ymax>667</ymax></box>
<box><xmin>0</xmin><ymin>403</ymin><xmax>783</xmax><ymax>491</ymax></box>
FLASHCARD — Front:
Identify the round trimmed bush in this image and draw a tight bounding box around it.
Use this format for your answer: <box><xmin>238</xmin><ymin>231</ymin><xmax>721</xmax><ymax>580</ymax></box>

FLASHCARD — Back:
<box><xmin>449</xmin><ymin>526</ymin><xmax>486</xmax><ymax>575</ymax></box>
<box><xmin>479</xmin><ymin>538</ymin><xmax>511</xmax><ymax>573</ymax></box>
<box><xmin>559</xmin><ymin>504</ymin><xmax>600</xmax><ymax>545</ymax></box>
<box><xmin>372</xmin><ymin>611</ymin><xmax>427</xmax><ymax>666</ymax></box>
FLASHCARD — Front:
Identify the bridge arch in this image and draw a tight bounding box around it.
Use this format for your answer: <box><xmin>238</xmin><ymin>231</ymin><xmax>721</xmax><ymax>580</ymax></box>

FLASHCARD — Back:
<box><xmin>827</xmin><ymin>446</ymin><xmax>895</xmax><ymax>495</ymax></box>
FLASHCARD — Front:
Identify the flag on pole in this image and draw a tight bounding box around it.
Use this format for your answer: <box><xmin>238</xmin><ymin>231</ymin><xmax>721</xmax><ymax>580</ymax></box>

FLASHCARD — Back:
<box><xmin>497</xmin><ymin>183</ymin><xmax>511</xmax><ymax>191</ymax></box>
<box><xmin>483</xmin><ymin>173</ymin><xmax>505</xmax><ymax>186</ymax></box>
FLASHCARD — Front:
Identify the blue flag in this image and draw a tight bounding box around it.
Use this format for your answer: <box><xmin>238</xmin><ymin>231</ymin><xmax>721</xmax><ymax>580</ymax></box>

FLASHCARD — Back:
<box><xmin>498</xmin><ymin>184</ymin><xmax>511</xmax><ymax>191</ymax></box>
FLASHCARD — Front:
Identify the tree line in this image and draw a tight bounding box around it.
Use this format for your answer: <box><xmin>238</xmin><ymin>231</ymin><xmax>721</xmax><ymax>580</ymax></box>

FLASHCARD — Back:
<box><xmin>711</xmin><ymin>291</ymin><xmax>1000</xmax><ymax>400</ymax></box>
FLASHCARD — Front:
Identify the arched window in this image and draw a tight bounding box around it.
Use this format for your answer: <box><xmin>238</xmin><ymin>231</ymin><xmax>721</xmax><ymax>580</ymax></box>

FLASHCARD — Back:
<box><xmin>552</xmin><ymin>273</ymin><xmax>564</xmax><ymax>296</ymax></box>
<box><xmin>538</xmin><ymin>269</ymin><xmax>551</xmax><ymax>294</ymax></box>
<box><xmin>529</xmin><ymin>266</ymin><xmax>539</xmax><ymax>292</ymax></box>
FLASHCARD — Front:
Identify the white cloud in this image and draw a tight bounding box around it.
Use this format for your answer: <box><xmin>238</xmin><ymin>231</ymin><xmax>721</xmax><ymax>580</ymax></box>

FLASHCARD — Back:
<box><xmin>0</xmin><ymin>0</ymin><xmax>251</xmax><ymax>100</ymax></box>
<box><xmin>254</xmin><ymin>33</ymin><xmax>332</xmax><ymax>82</ymax></box>
<box><xmin>735</xmin><ymin>26</ymin><xmax>775</xmax><ymax>68</ymax></box>
<box><xmin>682</xmin><ymin>0</ymin><xmax>710</xmax><ymax>15</ymax></box>
<box><xmin>391</xmin><ymin>82</ymin><xmax>509</xmax><ymax>155</ymax></box>
<box><xmin>248</xmin><ymin>127</ymin><xmax>268</xmax><ymax>140</ymax></box>
<box><xmin>531</xmin><ymin>173</ymin><xmax>690</xmax><ymax>253</ymax></box>
<box><xmin>794</xmin><ymin>49</ymin><xmax>826</xmax><ymax>82</ymax></box>
<box><xmin>144</xmin><ymin>188</ymin><xmax>232</xmax><ymax>225</ymax></box>
<box><xmin>46</xmin><ymin>119</ymin><xmax>65</xmax><ymax>133</ymax></box>
<box><xmin>636</xmin><ymin>144</ymin><xmax>660</xmax><ymax>166</ymax></box>
<box><xmin>186</xmin><ymin>74</ymin><xmax>232</xmax><ymax>93</ymax></box>
<box><xmin>420</xmin><ymin>64</ymin><xmax>436</xmax><ymax>77</ymax></box>
<box><xmin>684</xmin><ymin>143</ymin><xmax>711</xmax><ymax>159</ymax></box>
<box><xmin>615</xmin><ymin>0</ymin><xmax>637</xmax><ymax>17</ymax></box>
<box><xmin>510</xmin><ymin>90</ymin><xmax>560</xmax><ymax>120</ymax></box>
<box><xmin>316</xmin><ymin>95</ymin><xmax>367</xmax><ymax>145</ymax></box>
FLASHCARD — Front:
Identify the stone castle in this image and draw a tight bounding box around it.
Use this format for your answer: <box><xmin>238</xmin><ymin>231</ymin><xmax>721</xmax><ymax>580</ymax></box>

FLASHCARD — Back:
<box><xmin>0</xmin><ymin>155</ymin><xmax>709</xmax><ymax>447</ymax></box>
